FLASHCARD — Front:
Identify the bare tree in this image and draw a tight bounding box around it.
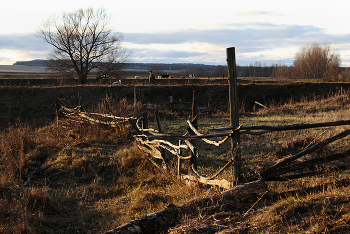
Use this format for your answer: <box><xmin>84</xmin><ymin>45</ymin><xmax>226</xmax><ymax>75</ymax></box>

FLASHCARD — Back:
<box><xmin>272</xmin><ymin>61</ymin><xmax>292</xmax><ymax>81</ymax></box>
<box><xmin>211</xmin><ymin>65</ymin><xmax>228</xmax><ymax>77</ymax></box>
<box><xmin>37</xmin><ymin>8</ymin><xmax>129</xmax><ymax>84</ymax></box>
<box><xmin>149</xmin><ymin>64</ymin><xmax>163</xmax><ymax>76</ymax></box>
<box><xmin>293</xmin><ymin>43</ymin><xmax>340</xmax><ymax>80</ymax></box>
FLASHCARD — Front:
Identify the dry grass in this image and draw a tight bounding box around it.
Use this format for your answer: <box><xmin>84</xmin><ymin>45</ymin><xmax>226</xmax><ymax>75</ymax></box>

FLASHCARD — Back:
<box><xmin>2</xmin><ymin>87</ymin><xmax>350</xmax><ymax>233</ymax></box>
<box><xmin>161</xmin><ymin>90</ymin><xmax>350</xmax><ymax>233</ymax></box>
<box><xmin>0</xmin><ymin>99</ymin><xmax>217</xmax><ymax>233</ymax></box>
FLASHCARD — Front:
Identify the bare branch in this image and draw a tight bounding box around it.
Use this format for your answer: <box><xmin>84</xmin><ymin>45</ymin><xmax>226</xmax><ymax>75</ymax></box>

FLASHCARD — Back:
<box><xmin>37</xmin><ymin>8</ymin><xmax>129</xmax><ymax>84</ymax></box>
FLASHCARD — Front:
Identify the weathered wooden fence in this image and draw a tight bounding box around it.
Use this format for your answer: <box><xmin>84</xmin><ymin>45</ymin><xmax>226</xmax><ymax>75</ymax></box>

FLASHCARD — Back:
<box><xmin>55</xmin><ymin>97</ymin><xmax>350</xmax><ymax>190</ymax></box>
<box><xmin>134</xmin><ymin>114</ymin><xmax>350</xmax><ymax>186</ymax></box>
<box><xmin>54</xmin><ymin>47</ymin><xmax>350</xmax><ymax>190</ymax></box>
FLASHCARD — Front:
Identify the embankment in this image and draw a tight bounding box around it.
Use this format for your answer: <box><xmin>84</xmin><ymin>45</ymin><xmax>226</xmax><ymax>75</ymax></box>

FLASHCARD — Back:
<box><xmin>0</xmin><ymin>82</ymin><xmax>348</xmax><ymax>128</ymax></box>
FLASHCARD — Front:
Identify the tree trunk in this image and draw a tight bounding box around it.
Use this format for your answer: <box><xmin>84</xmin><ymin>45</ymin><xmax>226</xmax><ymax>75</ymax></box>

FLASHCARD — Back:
<box><xmin>79</xmin><ymin>73</ymin><xmax>88</xmax><ymax>84</ymax></box>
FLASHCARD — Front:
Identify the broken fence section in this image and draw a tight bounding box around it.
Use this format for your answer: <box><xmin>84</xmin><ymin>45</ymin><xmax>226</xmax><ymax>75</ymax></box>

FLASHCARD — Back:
<box><xmin>55</xmin><ymin>101</ymin><xmax>350</xmax><ymax>189</ymax></box>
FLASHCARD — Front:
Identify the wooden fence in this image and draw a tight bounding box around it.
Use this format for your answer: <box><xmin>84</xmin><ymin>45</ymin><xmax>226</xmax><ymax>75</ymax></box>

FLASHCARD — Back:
<box><xmin>55</xmin><ymin>98</ymin><xmax>350</xmax><ymax>189</ymax></box>
<box><xmin>54</xmin><ymin>47</ymin><xmax>350</xmax><ymax>189</ymax></box>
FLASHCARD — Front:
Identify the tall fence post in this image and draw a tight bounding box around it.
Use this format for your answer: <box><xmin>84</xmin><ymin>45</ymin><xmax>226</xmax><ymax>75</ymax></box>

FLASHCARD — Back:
<box><xmin>227</xmin><ymin>47</ymin><xmax>241</xmax><ymax>184</ymax></box>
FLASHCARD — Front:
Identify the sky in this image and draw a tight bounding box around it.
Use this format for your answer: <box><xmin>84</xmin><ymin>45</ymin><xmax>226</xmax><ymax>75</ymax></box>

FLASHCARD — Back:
<box><xmin>1</xmin><ymin>0</ymin><xmax>350</xmax><ymax>66</ymax></box>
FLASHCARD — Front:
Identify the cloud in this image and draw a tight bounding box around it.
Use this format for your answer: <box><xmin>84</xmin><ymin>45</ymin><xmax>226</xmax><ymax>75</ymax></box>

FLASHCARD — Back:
<box><xmin>124</xmin><ymin>23</ymin><xmax>338</xmax><ymax>49</ymax></box>
<box><xmin>123</xmin><ymin>23</ymin><xmax>350</xmax><ymax>65</ymax></box>
<box><xmin>1</xmin><ymin>22</ymin><xmax>350</xmax><ymax>66</ymax></box>
<box><xmin>0</xmin><ymin>33</ymin><xmax>50</xmax><ymax>52</ymax></box>
<box><xmin>235</xmin><ymin>10</ymin><xmax>285</xmax><ymax>17</ymax></box>
<box><xmin>0</xmin><ymin>34</ymin><xmax>50</xmax><ymax>64</ymax></box>
<box><xmin>129</xmin><ymin>48</ymin><xmax>209</xmax><ymax>64</ymax></box>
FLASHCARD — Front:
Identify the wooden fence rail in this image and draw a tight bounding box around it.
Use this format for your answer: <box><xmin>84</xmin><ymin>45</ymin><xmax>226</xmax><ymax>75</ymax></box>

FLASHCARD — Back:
<box><xmin>135</xmin><ymin>115</ymin><xmax>350</xmax><ymax>187</ymax></box>
<box><xmin>55</xmin><ymin>99</ymin><xmax>350</xmax><ymax>189</ymax></box>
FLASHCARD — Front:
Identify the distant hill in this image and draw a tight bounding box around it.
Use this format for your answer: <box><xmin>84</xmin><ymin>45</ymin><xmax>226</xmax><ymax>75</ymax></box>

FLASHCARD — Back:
<box><xmin>13</xmin><ymin>59</ymin><xmax>47</xmax><ymax>66</ymax></box>
<box><xmin>13</xmin><ymin>60</ymin><xmax>220</xmax><ymax>71</ymax></box>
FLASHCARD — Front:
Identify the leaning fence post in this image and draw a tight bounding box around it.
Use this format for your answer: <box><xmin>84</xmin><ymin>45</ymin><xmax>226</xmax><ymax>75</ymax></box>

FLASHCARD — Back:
<box><xmin>142</xmin><ymin>112</ymin><xmax>148</xmax><ymax>133</ymax></box>
<box><xmin>227</xmin><ymin>47</ymin><xmax>241</xmax><ymax>184</ymax></box>
<box><xmin>155</xmin><ymin>110</ymin><xmax>169</xmax><ymax>165</ymax></box>
<box><xmin>155</xmin><ymin>110</ymin><xmax>163</xmax><ymax>133</ymax></box>
<box><xmin>190</xmin><ymin>90</ymin><xmax>198</xmax><ymax>171</ymax></box>
<box><xmin>133</xmin><ymin>87</ymin><xmax>137</xmax><ymax>111</ymax></box>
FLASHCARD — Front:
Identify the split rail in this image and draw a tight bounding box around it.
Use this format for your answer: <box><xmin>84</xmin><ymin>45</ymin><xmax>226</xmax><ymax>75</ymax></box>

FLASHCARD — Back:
<box><xmin>55</xmin><ymin>99</ymin><xmax>350</xmax><ymax>189</ymax></box>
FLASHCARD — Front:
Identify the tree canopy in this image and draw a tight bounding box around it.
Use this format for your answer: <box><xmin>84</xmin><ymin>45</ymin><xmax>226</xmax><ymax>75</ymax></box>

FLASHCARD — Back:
<box><xmin>37</xmin><ymin>8</ymin><xmax>129</xmax><ymax>84</ymax></box>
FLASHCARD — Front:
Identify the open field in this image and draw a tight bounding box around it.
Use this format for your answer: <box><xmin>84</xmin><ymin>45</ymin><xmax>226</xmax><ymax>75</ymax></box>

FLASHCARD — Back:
<box><xmin>0</xmin><ymin>65</ymin><xmax>47</xmax><ymax>73</ymax></box>
<box><xmin>2</xmin><ymin>78</ymin><xmax>350</xmax><ymax>233</ymax></box>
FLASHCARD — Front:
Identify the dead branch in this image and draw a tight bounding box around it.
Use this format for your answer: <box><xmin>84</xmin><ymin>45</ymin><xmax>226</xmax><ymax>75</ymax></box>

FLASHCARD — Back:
<box><xmin>254</xmin><ymin>101</ymin><xmax>269</xmax><ymax>109</ymax></box>
<box><xmin>137</xmin><ymin>144</ymin><xmax>163</xmax><ymax>160</ymax></box>
<box><xmin>143</xmin><ymin>131</ymin><xmax>236</xmax><ymax>141</ymax></box>
<box><xmin>242</xmin><ymin>130</ymin><xmax>350</xmax><ymax>183</ymax></box>
<box><xmin>135</xmin><ymin>117</ymin><xmax>159</xmax><ymax>134</ymax></box>
<box><xmin>264</xmin><ymin>149</ymin><xmax>350</xmax><ymax>180</ymax></box>
<box><xmin>184</xmin><ymin>140</ymin><xmax>200</xmax><ymax>158</ymax></box>
<box><xmin>136</xmin><ymin>137</ymin><xmax>191</xmax><ymax>160</ymax></box>
<box><xmin>56</xmin><ymin>102</ymin><xmax>135</xmax><ymax>128</ymax></box>
<box><xmin>181</xmin><ymin>175</ymin><xmax>232</xmax><ymax>189</ymax></box>
<box><xmin>260</xmin><ymin>129</ymin><xmax>350</xmax><ymax>178</ymax></box>
<box><xmin>190</xmin><ymin>155</ymin><xmax>237</xmax><ymax>181</ymax></box>
<box><xmin>187</xmin><ymin>120</ymin><xmax>237</xmax><ymax>146</ymax></box>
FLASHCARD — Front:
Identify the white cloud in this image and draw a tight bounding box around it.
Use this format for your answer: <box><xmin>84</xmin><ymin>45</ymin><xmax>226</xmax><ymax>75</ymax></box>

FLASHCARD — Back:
<box><xmin>0</xmin><ymin>49</ymin><xmax>41</xmax><ymax>65</ymax></box>
<box><xmin>1</xmin><ymin>16</ymin><xmax>350</xmax><ymax>66</ymax></box>
<box><xmin>122</xmin><ymin>23</ymin><xmax>350</xmax><ymax>65</ymax></box>
<box><xmin>235</xmin><ymin>10</ymin><xmax>285</xmax><ymax>17</ymax></box>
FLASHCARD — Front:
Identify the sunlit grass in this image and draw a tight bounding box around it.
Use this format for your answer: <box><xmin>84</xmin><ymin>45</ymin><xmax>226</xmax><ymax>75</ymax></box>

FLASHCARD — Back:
<box><xmin>2</xmin><ymin>88</ymin><xmax>350</xmax><ymax>233</ymax></box>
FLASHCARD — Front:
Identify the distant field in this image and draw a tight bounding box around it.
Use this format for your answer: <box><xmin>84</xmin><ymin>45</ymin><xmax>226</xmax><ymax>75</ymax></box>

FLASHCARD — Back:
<box><xmin>0</xmin><ymin>65</ymin><xmax>157</xmax><ymax>79</ymax></box>
<box><xmin>0</xmin><ymin>65</ymin><xmax>47</xmax><ymax>73</ymax></box>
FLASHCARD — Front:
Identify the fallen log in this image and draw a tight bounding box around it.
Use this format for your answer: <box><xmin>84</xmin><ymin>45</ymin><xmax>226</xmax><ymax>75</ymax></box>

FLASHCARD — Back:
<box><xmin>105</xmin><ymin>180</ymin><xmax>268</xmax><ymax>234</ymax></box>
<box><xmin>56</xmin><ymin>101</ymin><xmax>135</xmax><ymax>128</ymax></box>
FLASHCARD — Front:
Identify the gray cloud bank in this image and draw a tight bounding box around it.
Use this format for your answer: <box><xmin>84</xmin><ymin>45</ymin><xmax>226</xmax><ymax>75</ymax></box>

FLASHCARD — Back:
<box><xmin>123</xmin><ymin>23</ymin><xmax>350</xmax><ymax>65</ymax></box>
<box><xmin>1</xmin><ymin>22</ymin><xmax>350</xmax><ymax>65</ymax></box>
<box><xmin>124</xmin><ymin>23</ymin><xmax>349</xmax><ymax>52</ymax></box>
<box><xmin>0</xmin><ymin>33</ymin><xmax>50</xmax><ymax>51</ymax></box>
<box><xmin>125</xmin><ymin>24</ymin><xmax>323</xmax><ymax>46</ymax></box>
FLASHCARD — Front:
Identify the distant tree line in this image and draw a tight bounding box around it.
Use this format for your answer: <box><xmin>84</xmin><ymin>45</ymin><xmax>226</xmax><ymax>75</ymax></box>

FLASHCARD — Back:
<box><xmin>227</xmin><ymin>43</ymin><xmax>348</xmax><ymax>82</ymax></box>
<box><xmin>15</xmin><ymin>42</ymin><xmax>349</xmax><ymax>82</ymax></box>
<box><xmin>132</xmin><ymin>63</ymin><xmax>217</xmax><ymax>71</ymax></box>
<box><xmin>138</xmin><ymin>43</ymin><xmax>348</xmax><ymax>82</ymax></box>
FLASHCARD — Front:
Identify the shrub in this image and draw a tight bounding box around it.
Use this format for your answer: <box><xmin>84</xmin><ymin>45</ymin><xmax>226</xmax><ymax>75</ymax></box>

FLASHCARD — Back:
<box><xmin>293</xmin><ymin>43</ymin><xmax>340</xmax><ymax>80</ymax></box>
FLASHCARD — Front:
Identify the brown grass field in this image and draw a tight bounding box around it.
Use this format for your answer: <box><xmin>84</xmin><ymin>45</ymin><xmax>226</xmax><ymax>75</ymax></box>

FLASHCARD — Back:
<box><xmin>2</xmin><ymin>72</ymin><xmax>350</xmax><ymax>233</ymax></box>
